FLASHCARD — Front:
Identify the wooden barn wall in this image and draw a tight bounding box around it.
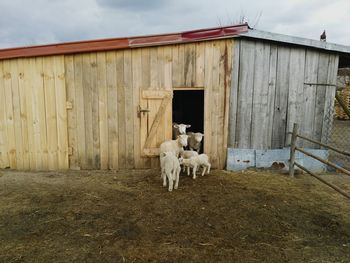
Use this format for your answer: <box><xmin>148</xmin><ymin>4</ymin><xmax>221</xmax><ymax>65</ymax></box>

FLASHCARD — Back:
<box><xmin>0</xmin><ymin>56</ymin><xmax>68</xmax><ymax>170</ymax></box>
<box><xmin>0</xmin><ymin>39</ymin><xmax>232</xmax><ymax>170</ymax></box>
<box><xmin>228</xmin><ymin>39</ymin><xmax>339</xmax><ymax>149</ymax></box>
<box><xmin>64</xmin><ymin>39</ymin><xmax>233</xmax><ymax>170</ymax></box>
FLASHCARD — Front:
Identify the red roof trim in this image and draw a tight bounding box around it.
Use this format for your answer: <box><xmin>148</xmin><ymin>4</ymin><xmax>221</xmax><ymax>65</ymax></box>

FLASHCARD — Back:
<box><xmin>0</xmin><ymin>24</ymin><xmax>248</xmax><ymax>60</ymax></box>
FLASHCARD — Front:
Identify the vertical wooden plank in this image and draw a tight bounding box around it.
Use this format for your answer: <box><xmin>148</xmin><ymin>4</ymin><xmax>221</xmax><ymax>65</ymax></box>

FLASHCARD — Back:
<box><xmin>10</xmin><ymin>59</ymin><xmax>24</xmax><ymax>169</ymax></box>
<box><xmin>272</xmin><ymin>46</ymin><xmax>291</xmax><ymax>148</ymax></box>
<box><xmin>228</xmin><ymin>40</ymin><xmax>240</xmax><ymax>148</ymax></box>
<box><xmin>36</xmin><ymin>57</ymin><xmax>49</xmax><ymax>169</ymax></box>
<box><xmin>74</xmin><ymin>54</ymin><xmax>86</xmax><ymax>169</ymax></box>
<box><xmin>204</xmin><ymin>41</ymin><xmax>214</xmax><ymax>158</ymax></box>
<box><xmin>3</xmin><ymin>60</ymin><xmax>17</xmax><ymax>168</ymax></box>
<box><xmin>124</xmin><ymin>49</ymin><xmax>134</xmax><ymax>168</ymax></box>
<box><xmin>97</xmin><ymin>52</ymin><xmax>109</xmax><ymax>169</ymax></box>
<box><xmin>266</xmin><ymin>44</ymin><xmax>278</xmax><ymax>149</ymax></box>
<box><xmin>24</xmin><ymin>58</ymin><xmax>36</xmax><ymax>169</ymax></box>
<box><xmin>106</xmin><ymin>51</ymin><xmax>118</xmax><ymax>170</ymax></box>
<box><xmin>43</xmin><ymin>57</ymin><xmax>59</xmax><ymax>170</ymax></box>
<box><xmin>140</xmin><ymin>48</ymin><xmax>151</xmax><ymax>168</ymax></box>
<box><xmin>184</xmin><ymin>43</ymin><xmax>195</xmax><ymax>87</ymax></box>
<box><xmin>195</xmin><ymin>42</ymin><xmax>205</xmax><ymax>87</ymax></box>
<box><xmin>17</xmin><ymin>59</ymin><xmax>30</xmax><ymax>169</ymax></box>
<box><xmin>0</xmin><ymin>62</ymin><xmax>10</xmax><ymax>168</ymax></box>
<box><xmin>116</xmin><ymin>51</ymin><xmax>126</xmax><ymax>169</ymax></box>
<box><xmin>222</xmin><ymin>40</ymin><xmax>233</xmax><ymax>169</ymax></box>
<box><xmin>172</xmin><ymin>45</ymin><xmax>180</xmax><ymax>88</ymax></box>
<box><xmin>163</xmin><ymin>46</ymin><xmax>173</xmax><ymax>144</ymax></box>
<box><xmin>54</xmin><ymin>55</ymin><xmax>69</xmax><ymax>169</ymax></box>
<box><xmin>132</xmin><ymin>49</ymin><xmax>142</xmax><ymax>168</ymax></box>
<box><xmin>302</xmin><ymin>50</ymin><xmax>319</xmax><ymax>147</ymax></box>
<box><xmin>65</xmin><ymin>55</ymin><xmax>79</xmax><ymax>169</ymax></box>
<box><xmin>321</xmin><ymin>54</ymin><xmax>339</xmax><ymax>144</ymax></box>
<box><xmin>236</xmin><ymin>39</ymin><xmax>255</xmax><ymax>148</ymax></box>
<box><xmin>90</xmin><ymin>53</ymin><xmax>100</xmax><ymax>169</ymax></box>
<box><xmin>314</xmin><ymin>52</ymin><xmax>330</xmax><ymax>142</ymax></box>
<box><xmin>157</xmin><ymin>47</ymin><xmax>165</xmax><ymax>90</ymax></box>
<box><xmin>250</xmin><ymin>41</ymin><xmax>271</xmax><ymax>149</ymax></box>
<box><xmin>286</xmin><ymin>48</ymin><xmax>306</xmax><ymax>146</ymax></box>
<box><xmin>210</xmin><ymin>41</ymin><xmax>221</xmax><ymax>168</ymax></box>
<box><xmin>178</xmin><ymin>44</ymin><xmax>185</xmax><ymax>87</ymax></box>
<box><xmin>82</xmin><ymin>54</ymin><xmax>93</xmax><ymax>169</ymax></box>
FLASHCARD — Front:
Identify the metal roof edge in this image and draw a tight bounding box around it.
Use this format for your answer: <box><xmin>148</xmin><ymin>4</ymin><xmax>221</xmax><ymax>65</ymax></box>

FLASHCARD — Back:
<box><xmin>239</xmin><ymin>29</ymin><xmax>350</xmax><ymax>54</ymax></box>
<box><xmin>0</xmin><ymin>24</ymin><xmax>248</xmax><ymax>60</ymax></box>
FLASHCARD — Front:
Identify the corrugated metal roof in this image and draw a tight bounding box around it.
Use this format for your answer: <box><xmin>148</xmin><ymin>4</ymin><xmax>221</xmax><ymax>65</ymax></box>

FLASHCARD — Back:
<box><xmin>0</xmin><ymin>24</ymin><xmax>249</xmax><ymax>60</ymax></box>
<box><xmin>239</xmin><ymin>29</ymin><xmax>350</xmax><ymax>54</ymax></box>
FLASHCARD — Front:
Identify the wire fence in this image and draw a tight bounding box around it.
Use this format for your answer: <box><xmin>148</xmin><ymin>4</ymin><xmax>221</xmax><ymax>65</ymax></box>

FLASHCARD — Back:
<box><xmin>325</xmin><ymin>92</ymin><xmax>350</xmax><ymax>170</ymax></box>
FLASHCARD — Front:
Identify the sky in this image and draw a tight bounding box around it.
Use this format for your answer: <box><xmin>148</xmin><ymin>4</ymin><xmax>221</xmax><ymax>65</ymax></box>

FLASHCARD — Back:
<box><xmin>0</xmin><ymin>0</ymin><xmax>349</xmax><ymax>49</ymax></box>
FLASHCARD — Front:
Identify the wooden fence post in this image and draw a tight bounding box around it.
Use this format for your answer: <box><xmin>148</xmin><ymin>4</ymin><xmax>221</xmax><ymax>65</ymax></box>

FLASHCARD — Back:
<box><xmin>289</xmin><ymin>123</ymin><xmax>299</xmax><ymax>177</ymax></box>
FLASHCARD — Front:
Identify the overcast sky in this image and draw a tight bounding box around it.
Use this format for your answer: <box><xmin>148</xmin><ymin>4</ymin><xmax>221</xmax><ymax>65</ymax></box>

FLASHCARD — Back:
<box><xmin>0</xmin><ymin>0</ymin><xmax>349</xmax><ymax>49</ymax></box>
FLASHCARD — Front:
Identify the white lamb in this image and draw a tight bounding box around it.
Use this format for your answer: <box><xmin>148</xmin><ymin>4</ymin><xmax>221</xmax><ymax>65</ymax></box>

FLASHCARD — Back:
<box><xmin>172</xmin><ymin>123</ymin><xmax>191</xmax><ymax>139</ymax></box>
<box><xmin>187</xmin><ymin>132</ymin><xmax>204</xmax><ymax>153</ymax></box>
<box><xmin>179</xmin><ymin>150</ymin><xmax>198</xmax><ymax>173</ymax></box>
<box><xmin>179</xmin><ymin>154</ymin><xmax>211</xmax><ymax>179</ymax></box>
<box><xmin>160</xmin><ymin>152</ymin><xmax>181</xmax><ymax>192</ymax></box>
<box><xmin>159</xmin><ymin>134</ymin><xmax>188</xmax><ymax>158</ymax></box>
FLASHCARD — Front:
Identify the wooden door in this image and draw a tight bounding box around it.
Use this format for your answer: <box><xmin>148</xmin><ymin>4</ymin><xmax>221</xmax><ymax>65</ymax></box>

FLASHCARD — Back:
<box><xmin>140</xmin><ymin>90</ymin><xmax>173</xmax><ymax>157</ymax></box>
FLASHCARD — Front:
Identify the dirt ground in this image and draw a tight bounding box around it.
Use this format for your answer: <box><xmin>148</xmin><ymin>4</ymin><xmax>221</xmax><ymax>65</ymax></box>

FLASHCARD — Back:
<box><xmin>0</xmin><ymin>169</ymin><xmax>349</xmax><ymax>263</ymax></box>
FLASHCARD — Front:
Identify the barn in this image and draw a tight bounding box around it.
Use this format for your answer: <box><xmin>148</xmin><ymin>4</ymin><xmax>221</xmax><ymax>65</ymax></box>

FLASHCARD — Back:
<box><xmin>0</xmin><ymin>23</ymin><xmax>349</xmax><ymax>171</ymax></box>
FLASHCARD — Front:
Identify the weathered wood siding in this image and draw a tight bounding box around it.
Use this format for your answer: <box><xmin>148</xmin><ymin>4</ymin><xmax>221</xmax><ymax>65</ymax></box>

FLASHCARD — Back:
<box><xmin>0</xmin><ymin>39</ymin><xmax>233</xmax><ymax>170</ymax></box>
<box><xmin>0</xmin><ymin>56</ymin><xmax>68</xmax><ymax>170</ymax></box>
<box><xmin>229</xmin><ymin>39</ymin><xmax>339</xmax><ymax>149</ymax></box>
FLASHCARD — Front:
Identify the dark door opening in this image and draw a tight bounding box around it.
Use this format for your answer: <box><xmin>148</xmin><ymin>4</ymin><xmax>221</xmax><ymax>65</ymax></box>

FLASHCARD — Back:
<box><xmin>172</xmin><ymin>90</ymin><xmax>204</xmax><ymax>133</ymax></box>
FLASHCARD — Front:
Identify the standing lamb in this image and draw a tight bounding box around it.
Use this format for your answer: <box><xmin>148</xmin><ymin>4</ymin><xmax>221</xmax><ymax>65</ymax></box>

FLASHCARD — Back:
<box><xmin>179</xmin><ymin>154</ymin><xmax>211</xmax><ymax>179</ymax></box>
<box><xmin>160</xmin><ymin>152</ymin><xmax>181</xmax><ymax>191</ymax></box>
<box><xmin>179</xmin><ymin>150</ymin><xmax>198</xmax><ymax>173</ymax></box>
<box><xmin>187</xmin><ymin>132</ymin><xmax>204</xmax><ymax>153</ymax></box>
<box><xmin>159</xmin><ymin>134</ymin><xmax>188</xmax><ymax>158</ymax></box>
<box><xmin>172</xmin><ymin>123</ymin><xmax>191</xmax><ymax>139</ymax></box>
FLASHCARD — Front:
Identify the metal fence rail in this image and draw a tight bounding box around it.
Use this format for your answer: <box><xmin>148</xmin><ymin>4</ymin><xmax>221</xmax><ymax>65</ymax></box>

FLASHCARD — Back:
<box><xmin>289</xmin><ymin>123</ymin><xmax>350</xmax><ymax>200</ymax></box>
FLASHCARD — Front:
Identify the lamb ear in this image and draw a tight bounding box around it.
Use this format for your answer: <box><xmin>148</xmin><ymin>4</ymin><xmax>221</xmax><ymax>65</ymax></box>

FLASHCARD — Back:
<box><xmin>173</xmin><ymin>123</ymin><xmax>179</xmax><ymax>128</ymax></box>
<box><xmin>186</xmin><ymin>124</ymin><xmax>191</xmax><ymax>128</ymax></box>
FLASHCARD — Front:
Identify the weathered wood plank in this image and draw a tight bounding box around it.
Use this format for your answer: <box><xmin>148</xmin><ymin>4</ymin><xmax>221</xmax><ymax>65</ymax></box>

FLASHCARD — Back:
<box><xmin>286</xmin><ymin>47</ymin><xmax>306</xmax><ymax>146</ymax></box>
<box><xmin>23</xmin><ymin>58</ymin><xmax>36</xmax><ymax>169</ymax></box>
<box><xmin>203</xmin><ymin>41</ymin><xmax>213</xmax><ymax>158</ymax></box>
<box><xmin>82</xmin><ymin>54</ymin><xmax>94</xmax><ymax>169</ymax></box>
<box><xmin>10</xmin><ymin>59</ymin><xmax>24</xmax><ymax>169</ymax></box>
<box><xmin>172</xmin><ymin>45</ymin><xmax>180</xmax><ymax>88</ymax></box>
<box><xmin>96</xmin><ymin>52</ymin><xmax>109</xmax><ymax>169</ymax></box>
<box><xmin>0</xmin><ymin>62</ymin><xmax>10</xmax><ymax>168</ymax></box>
<box><xmin>266</xmin><ymin>44</ymin><xmax>278</xmax><ymax>149</ymax></box>
<box><xmin>251</xmin><ymin>41</ymin><xmax>271</xmax><ymax>149</ymax></box>
<box><xmin>43</xmin><ymin>57</ymin><xmax>59</xmax><ymax>170</ymax></box>
<box><xmin>116</xmin><ymin>51</ymin><xmax>126</xmax><ymax>169</ymax></box>
<box><xmin>314</xmin><ymin>52</ymin><xmax>330</xmax><ymax>142</ymax></box>
<box><xmin>195</xmin><ymin>42</ymin><xmax>205</xmax><ymax>87</ymax></box>
<box><xmin>132</xmin><ymin>49</ymin><xmax>142</xmax><ymax>168</ymax></box>
<box><xmin>228</xmin><ymin>40</ymin><xmax>240</xmax><ymax>148</ymax></box>
<box><xmin>74</xmin><ymin>54</ymin><xmax>86</xmax><ymax>169</ymax></box>
<box><xmin>90</xmin><ymin>53</ymin><xmax>100</xmax><ymax>169</ymax></box>
<box><xmin>106</xmin><ymin>51</ymin><xmax>118</xmax><ymax>170</ymax></box>
<box><xmin>3</xmin><ymin>60</ymin><xmax>17</xmax><ymax>168</ymax></box>
<box><xmin>272</xmin><ymin>46</ymin><xmax>291</xmax><ymax>148</ymax></box>
<box><xmin>65</xmin><ymin>55</ymin><xmax>79</xmax><ymax>169</ymax></box>
<box><xmin>124</xmin><ymin>50</ymin><xmax>134</xmax><ymax>168</ymax></box>
<box><xmin>236</xmin><ymin>39</ymin><xmax>255</xmax><ymax>149</ymax></box>
<box><xmin>54</xmin><ymin>55</ymin><xmax>69</xmax><ymax>169</ymax></box>
<box><xmin>302</xmin><ymin>50</ymin><xmax>319</xmax><ymax>147</ymax></box>
<box><xmin>184</xmin><ymin>43</ymin><xmax>195</xmax><ymax>87</ymax></box>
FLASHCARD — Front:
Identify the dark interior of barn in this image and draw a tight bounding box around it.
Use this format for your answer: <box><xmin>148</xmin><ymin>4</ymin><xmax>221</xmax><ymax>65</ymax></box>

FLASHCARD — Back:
<box><xmin>172</xmin><ymin>90</ymin><xmax>204</xmax><ymax>134</ymax></box>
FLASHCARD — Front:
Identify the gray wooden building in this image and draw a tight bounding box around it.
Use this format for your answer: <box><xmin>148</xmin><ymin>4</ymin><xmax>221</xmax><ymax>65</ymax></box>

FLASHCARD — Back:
<box><xmin>0</xmin><ymin>23</ymin><xmax>349</xmax><ymax>171</ymax></box>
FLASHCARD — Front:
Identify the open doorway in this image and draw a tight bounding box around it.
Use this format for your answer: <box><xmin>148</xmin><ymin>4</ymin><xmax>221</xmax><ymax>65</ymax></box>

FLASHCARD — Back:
<box><xmin>172</xmin><ymin>89</ymin><xmax>204</xmax><ymax>133</ymax></box>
